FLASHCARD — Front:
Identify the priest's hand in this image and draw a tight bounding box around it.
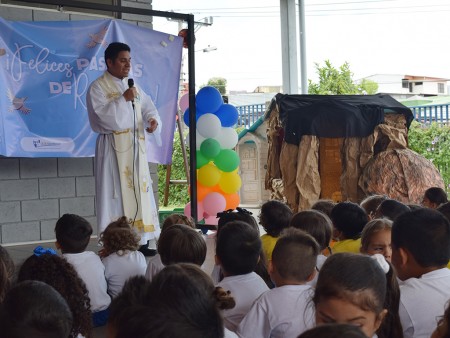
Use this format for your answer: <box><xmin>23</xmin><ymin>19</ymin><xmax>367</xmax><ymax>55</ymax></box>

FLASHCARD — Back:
<box><xmin>146</xmin><ymin>118</ymin><xmax>158</xmax><ymax>133</ymax></box>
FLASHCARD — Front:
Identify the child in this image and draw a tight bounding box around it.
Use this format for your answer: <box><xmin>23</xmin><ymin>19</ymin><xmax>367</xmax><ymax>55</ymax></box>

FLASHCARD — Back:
<box><xmin>360</xmin><ymin>218</ymin><xmax>393</xmax><ymax>262</ymax></box>
<box><xmin>360</xmin><ymin>194</ymin><xmax>388</xmax><ymax>220</ymax></box>
<box><xmin>216</xmin><ymin>220</ymin><xmax>269</xmax><ymax>331</ymax></box>
<box><xmin>17</xmin><ymin>248</ymin><xmax>92</xmax><ymax>338</ymax></box>
<box><xmin>0</xmin><ymin>280</ymin><xmax>73</xmax><ymax>338</ymax></box>
<box><xmin>374</xmin><ymin>199</ymin><xmax>410</xmax><ymax>221</ymax></box>
<box><xmin>311</xmin><ymin>199</ymin><xmax>336</xmax><ymax>219</ymax></box>
<box><xmin>289</xmin><ymin>209</ymin><xmax>333</xmax><ymax>266</ymax></box>
<box><xmin>259</xmin><ymin>200</ymin><xmax>293</xmax><ymax>261</ymax></box>
<box><xmin>108</xmin><ymin>264</ymin><xmax>236</xmax><ymax>338</ymax></box>
<box><xmin>298</xmin><ymin>323</ymin><xmax>368</xmax><ymax>338</ymax></box>
<box><xmin>313</xmin><ymin>252</ymin><xmax>403</xmax><ymax>338</ymax></box>
<box><xmin>330</xmin><ymin>202</ymin><xmax>368</xmax><ymax>253</ymax></box>
<box><xmin>431</xmin><ymin>301</ymin><xmax>450</xmax><ymax>338</ymax></box>
<box><xmin>99</xmin><ymin>216</ymin><xmax>147</xmax><ymax>297</ymax></box>
<box><xmin>55</xmin><ymin>213</ymin><xmax>111</xmax><ymax>327</ymax></box>
<box><xmin>0</xmin><ymin>245</ymin><xmax>14</xmax><ymax>303</ymax></box>
<box><xmin>391</xmin><ymin>209</ymin><xmax>450</xmax><ymax>338</ymax></box>
<box><xmin>237</xmin><ymin>228</ymin><xmax>319</xmax><ymax>338</ymax></box>
<box><xmin>213</xmin><ymin>208</ymin><xmax>274</xmax><ymax>289</ymax></box>
<box><xmin>423</xmin><ymin>187</ymin><xmax>448</xmax><ymax>209</ymax></box>
<box><xmin>158</xmin><ymin>223</ymin><xmax>207</xmax><ymax>267</ymax></box>
<box><xmin>145</xmin><ymin>213</ymin><xmax>196</xmax><ymax>281</ymax></box>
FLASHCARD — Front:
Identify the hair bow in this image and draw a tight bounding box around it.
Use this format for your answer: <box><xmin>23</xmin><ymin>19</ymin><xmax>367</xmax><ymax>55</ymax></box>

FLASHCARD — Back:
<box><xmin>33</xmin><ymin>246</ymin><xmax>57</xmax><ymax>257</ymax></box>
<box><xmin>371</xmin><ymin>253</ymin><xmax>390</xmax><ymax>274</ymax></box>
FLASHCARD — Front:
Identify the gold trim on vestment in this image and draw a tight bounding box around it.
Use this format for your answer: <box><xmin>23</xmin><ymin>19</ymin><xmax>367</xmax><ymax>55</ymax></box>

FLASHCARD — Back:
<box><xmin>132</xmin><ymin>219</ymin><xmax>155</xmax><ymax>232</ymax></box>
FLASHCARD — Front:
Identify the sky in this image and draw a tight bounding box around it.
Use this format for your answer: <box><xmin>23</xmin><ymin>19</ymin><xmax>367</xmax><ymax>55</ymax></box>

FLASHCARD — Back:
<box><xmin>151</xmin><ymin>0</ymin><xmax>450</xmax><ymax>93</ymax></box>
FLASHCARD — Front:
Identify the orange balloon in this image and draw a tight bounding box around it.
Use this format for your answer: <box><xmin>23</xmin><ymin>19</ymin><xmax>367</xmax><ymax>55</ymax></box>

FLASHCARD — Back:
<box><xmin>197</xmin><ymin>183</ymin><xmax>212</xmax><ymax>201</ymax></box>
<box><xmin>224</xmin><ymin>192</ymin><xmax>240</xmax><ymax>210</ymax></box>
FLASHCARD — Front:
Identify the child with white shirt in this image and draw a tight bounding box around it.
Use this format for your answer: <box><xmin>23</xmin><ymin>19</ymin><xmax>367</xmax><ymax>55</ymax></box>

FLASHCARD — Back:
<box><xmin>238</xmin><ymin>228</ymin><xmax>319</xmax><ymax>338</ymax></box>
<box><xmin>216</xmin><ymin>220</ymin><xmax>269</xmax><ymax>332</ymax></box>
<box><xmin>145</xmin><ymin>213</ymin><xmax>196</xmax><ymax>281</ymax></box>
<box><xmin>55</xmin><ymin>213</ymin><xmax>111</xmax><ymax>327</ymax></box>
<box><xmin>391</xmin><ymin>209</ymin><xmax>450</xmax><ymax>338</ymax></box>
<box><xmin>99</xmin><ymin>216</ymin><xmax>147</xmax><ymax>298</ymax></box>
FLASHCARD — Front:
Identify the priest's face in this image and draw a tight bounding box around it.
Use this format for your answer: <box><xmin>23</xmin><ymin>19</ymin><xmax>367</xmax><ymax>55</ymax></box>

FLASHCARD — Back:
<box><xmin>107</xmin><ymin>51</ymin><xmax>131</xmax><ymax>79</ymax></box>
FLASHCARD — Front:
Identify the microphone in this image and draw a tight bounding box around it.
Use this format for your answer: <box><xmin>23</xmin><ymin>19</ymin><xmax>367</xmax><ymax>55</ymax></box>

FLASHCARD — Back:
<box><xmin>128</xmin><ymin>78</ymin><xmax>135</xmax><ymax>109</ymax></box>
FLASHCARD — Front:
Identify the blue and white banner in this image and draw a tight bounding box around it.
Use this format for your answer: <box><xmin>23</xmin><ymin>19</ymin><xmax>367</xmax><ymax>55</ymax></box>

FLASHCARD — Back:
<box><xmin>0</xmin><ymin>18</ymin><xmax>182</xmax><ymax>164</ymax></box>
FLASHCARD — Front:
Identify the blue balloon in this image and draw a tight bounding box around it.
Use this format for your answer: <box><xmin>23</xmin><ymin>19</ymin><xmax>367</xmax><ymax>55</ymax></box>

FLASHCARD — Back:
<box><xmin>215</xmin><ymin>104</ymin><xmax>239</xmax><ymax>127</ymax></box>
<box><xmin>196</xmin><ymin>86</ymin><xmax>223</xmax><ymax>114</ymax></box>
<box><xmin>183</xmin><ymin>107</ymin><xmax>190</xmax><ymax>127</ymax></box>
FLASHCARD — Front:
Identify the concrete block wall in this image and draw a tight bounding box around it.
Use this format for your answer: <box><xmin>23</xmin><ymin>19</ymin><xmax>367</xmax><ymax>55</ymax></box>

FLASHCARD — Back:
<box><xmin>0</xmin><ymin>0</ymin><xmax>159</xmax><ymax>244</ymax></box>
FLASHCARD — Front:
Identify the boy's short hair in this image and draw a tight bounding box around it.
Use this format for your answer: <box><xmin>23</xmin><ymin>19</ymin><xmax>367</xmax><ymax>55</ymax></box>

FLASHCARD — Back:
<box><xmin>330</xmin><ymin>202</ymin><xmax>368</xmax><ymax>240</ymax></box>
<box><xmin>157</xmin><ymin>224</ymin><xmax>206</xmax><ymax>266</ymax></box>
<box><xmin>392</xmin><ymin>209</ymin><xmax>450</xmax><ymax>267</ymax></box>
<box><xmin>376</xmin><ymin>199</ymin><xmax>410</xmax><ymax>221</ymax></box>
<box><xmin>437</xmin><ymin>202</ymin><xmax>450</xmax><ymax>221</ymax></box>
<box><xmin>216</xmin><ymin>220</ymin><xmax>261</xmax><ymax>276</ymax></box>
<box><xmin>259</xmin><ymin>200</ymin><xmax>293</xmax><ymax>237</ymax></box>
<box><xmin>424</xmin><ymin>187</ymin><xmax>448</xmax><ymax>206</ymax></box>
<box><xmin>272</xmin><ymin>228</ymin><xmax>320</xmax><ymax>282</ymax></box>
<box><xmin>55</xmin><ymin>214</ymin><xmax>93</xmax><ymax>253</ymax></box>
<box><xmin>360</xmin><ymin>194</ymin><xmax>388</xmax><ymax>217</ymax></box>
<box><xmin>289</xmin><ymin>210</ymin><xmax>332</xmax><ymax>250</ymax></box>
<box><xmin>298</xmin><ymin>323</ymin><xmax>367</xmax><ymax>338</ymax></box>
<box><xmin>311</xmin><ymin>199</ymin><xmax>336</xmax><ymax>218</ymax></box>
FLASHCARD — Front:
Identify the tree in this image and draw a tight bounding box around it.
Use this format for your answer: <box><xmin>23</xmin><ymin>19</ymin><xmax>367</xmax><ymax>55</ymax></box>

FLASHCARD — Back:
<box><xmin>207</xmin><ymin>77</ymin><xmax>227</xmax><ymax>94</ymax></box>
<box><xmin>308</xmin><ymin>60</ymin><xmax>378</xmax><ymax>95</ymax></box>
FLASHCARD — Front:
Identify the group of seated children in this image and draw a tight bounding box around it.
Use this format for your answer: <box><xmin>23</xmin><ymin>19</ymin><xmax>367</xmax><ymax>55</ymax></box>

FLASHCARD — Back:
<box><xmin>0</xmin><ymin>186</ymin><xmax>449</xmax><ymax>338</ymax></box>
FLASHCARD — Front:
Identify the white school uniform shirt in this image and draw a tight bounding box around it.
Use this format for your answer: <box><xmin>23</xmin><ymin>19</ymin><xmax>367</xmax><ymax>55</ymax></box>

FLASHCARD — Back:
<box><xmin>398</xmin><ymin>268</ymin><xmax>450</xmax><ymax>338</ymax></box>
<box><xmin>63</xmin><ymin>251</ymin><xmax>111</xmax><ymax>312</ymax></box>
<box><xmin>102</xmin><ymin>250</ymin><xmax>147</xmax><ymax>298</ymax></box>
<box><xmin>145</xmin><ymin>253</ymin><xmax>165</xmax><ymax>281</ymax></box>
<box><xmin>218</xmin><ymin>272</ymin><xmax>270</xmax><ymax>332</ymax></box>
<box><xmin>237</xmin><ymin>284</ymin><xmax>315</xmax><ymax>338</ymax></box>
<box><xmin>306</xmin><ymin>254</ymin><xmax>327</xmax><ymax>287</ymax></box>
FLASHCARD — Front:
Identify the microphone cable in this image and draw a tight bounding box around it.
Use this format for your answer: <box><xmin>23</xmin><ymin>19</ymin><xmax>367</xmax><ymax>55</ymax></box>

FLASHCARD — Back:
<box><xmin>128</xmin><ymin>78</ymin><xmax>139</xmax><ymax>226</ymax></box>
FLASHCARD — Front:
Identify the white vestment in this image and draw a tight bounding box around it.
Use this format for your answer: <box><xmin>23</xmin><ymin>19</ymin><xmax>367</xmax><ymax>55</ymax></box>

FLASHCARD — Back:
<box><xmin>86</xmin><ymin>71</ymin><xmax>161</xmax><ymax>243</ymax></box>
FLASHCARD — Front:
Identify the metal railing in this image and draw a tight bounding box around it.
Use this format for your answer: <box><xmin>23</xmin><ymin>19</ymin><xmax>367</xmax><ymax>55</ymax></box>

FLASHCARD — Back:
<box><xmin>235</xmin><ymin>103</ymin><xmax>266</xmax><ymax>128</ymax></box>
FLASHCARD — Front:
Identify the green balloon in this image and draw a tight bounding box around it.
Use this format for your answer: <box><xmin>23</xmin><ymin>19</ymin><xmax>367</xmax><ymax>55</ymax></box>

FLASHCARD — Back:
<box><xmin>200</xmin><ymin>138</ymin><xmax>221</xmax><ymax>159</ymax></box>
<box><xmin>214</xmin><ymin>149</ymin><xmax>240</xmax><ymax>172</ymax></box>
<box><xmin>196</xmin><ymin>150</ymin><xmax>209</xmax><ymax>169</ymax></box>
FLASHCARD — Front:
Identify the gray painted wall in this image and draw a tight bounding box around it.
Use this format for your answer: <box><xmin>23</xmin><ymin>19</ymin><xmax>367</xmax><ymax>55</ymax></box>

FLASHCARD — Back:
<box><xmin>0</xmin><ymin>0</ymin><xmax>160</xmax><ymax>244</ymax></box>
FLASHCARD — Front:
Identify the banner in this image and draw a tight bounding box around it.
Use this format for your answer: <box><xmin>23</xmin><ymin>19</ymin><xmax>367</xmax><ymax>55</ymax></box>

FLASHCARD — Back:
<box><xmin>0</xmin><ymin>18</ymin><xmax>182</xmax><ymax>164</ymax></box>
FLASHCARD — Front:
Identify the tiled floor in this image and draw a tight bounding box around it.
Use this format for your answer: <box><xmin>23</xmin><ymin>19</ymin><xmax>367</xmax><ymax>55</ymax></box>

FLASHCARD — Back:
<box><xmin>4</xmin><ymin>207</ymin><xmax>261</xmax><ymax>338</ymax></box>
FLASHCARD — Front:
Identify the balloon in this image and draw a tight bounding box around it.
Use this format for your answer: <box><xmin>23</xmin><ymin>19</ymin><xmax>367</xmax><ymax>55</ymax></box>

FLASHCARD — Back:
<box><xmin>219</xmin><ymin>172</ymin><xmax>242</xmax><ymax>194</ymax></box>
<box><xmin>196</xmin><ymin>86</ymin><xmax>223</xmax><ymax>113</ymax></box>
<box><xmin>216</xmin><ymin>127</ymin><xmax>239</xmax><ymax>149</ymax></box>
<box><xmin>196</xmin><ymin>131</ymin><xmax>206</xmax><ymax>150</ymax></box>
<box><xmin>198</xmin><ymin>163</ymin><xmax>222</xmax><ymax>187</ymax></box>
<box><xmin>184</xmin><ymin>201</ymin><xmax>205</xmax><ymax>220</ymax></box>
<box><xmin>183</xmin><ymin>107</ymin><xmax>190</xmax><ymax>126</ymax></box>
<box><xmin>197</xmin><ymin>113</ymin><xmax>222</xmax><ymax>139</ymax></box>
<box><xmin>179</xmin><ymin>93</ymin><xmax>189</xmax><ymax>112</ymax></box>
<box><xmin>202</xmin><ymin>192</ymin><xmax>227</xmax><ymax>216</ymax></box>
<box><xmin>204</xmin><ymin>214</ymin><xmax>219</xmax><ymax>226</ymax></box>
<box><xmin>224</xmin><ymin>192</ymin><xmax>240</xmax><ymax>210</ymax></box>
<box><xmin>215</xmin><ymin>104</ymin><xmax>239</xmax><ymax>127</ymax></box>
<box><xmin>214</xmin><ymin>149</ymin><xmax>240</xmax><ymax>172</ymax></box>
<box><xmin>196</xmin><ymin>150</ymin><xmax>209</xmax><ymax>169</ymax></box>
<box><xmin>200</xmin><ymin>138</ymin><xmax>221</xmax><ymax>159</ymax></box>
<box><xmin>196</xmin><ymin>183</ymin><xmax>213</xmax><ymax>201</ymax></box>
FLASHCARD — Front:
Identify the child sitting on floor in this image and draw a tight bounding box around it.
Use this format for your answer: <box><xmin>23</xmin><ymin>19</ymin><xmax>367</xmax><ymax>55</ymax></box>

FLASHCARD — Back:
<box><xmin>259</xmin><ymin>200</ymin><xmax>293</xmax><ymax>262</ymax></box>
<box><xmin>330</xmin><ymin>202</ymin><xmax>368</xmax><ymax>254</ymax></box>
<box><xmin>392</xmin><ymin>209</ymin><xmax>450</xmax><ymax>338</ymax></box>
<box><xmin>216</xmin><ymin>220</ymin><xmax>269</xmax><ymax>331</ymax></box>
<box><xmin>360</xmin><ymin>218</ymin><xmax>393</xmax><ymax>262</ymax></box>
<box><xmin>422</xmin><ymin>187</ymin><xmax>448</xmax><ymax>209</ymax></box>
<box><xmin>55</xmin><ymin>213</ymin><xmax>111</xmax><ymax>327</ymax></box>
<box><xmin>18</xmin><ymin>247</ymin><xmax>92</xmax><ymax>338</ymax></box>
<box><xmin>99</xmin><ymin>216</ymin><xmax>147</xmax><ymax>298</ymax></box>
<box><xmin>238</xmin><ymin>228</ymin><xmax>319</xmax><ymax>338</ymax></box>
<box><xmin>145</xmin><ymin>213</ymin><xmax>196</xmax><ymax>281</ymax></box>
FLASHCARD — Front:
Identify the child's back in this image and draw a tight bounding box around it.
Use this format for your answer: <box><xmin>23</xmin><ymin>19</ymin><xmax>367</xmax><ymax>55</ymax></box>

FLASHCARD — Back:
<box><xmin>216</xmin><ymin>221</ymin><xmax>269</xmax><ymax>331</ymax></box>
<box><xmin>392</xmin><ymin>209</ymin><xmax>450</xmax><ymax>338</ymax></box>
<box><xmin>99</xmin><ymin>216</ymin><xmax>147</xmax><ymax>297</ymax></box>
<box><xmin>55</xmin><ymin>214</ymin><xmax>110</xmax><ymax>326</ymax></box>
<box><xmin>238</xmin><ymin>229</ymin><xmax>319</xmax><ymax>338</ymax></box>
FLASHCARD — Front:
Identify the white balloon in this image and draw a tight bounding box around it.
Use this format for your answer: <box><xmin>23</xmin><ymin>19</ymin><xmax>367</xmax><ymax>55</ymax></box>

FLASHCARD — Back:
<box><xmin>216</xmin><ymin>127</ymin><xmax>238</xmax><ymax>149</ymax></box>
<box><xmin>184</xmin><ymin>131</ymin><xmax>206</xmax><ymax>150</ymax></box>
<box><xmin>197</xmin><ymin>113</ymin><xmax>222</xmax><ymax>139</ymax></box>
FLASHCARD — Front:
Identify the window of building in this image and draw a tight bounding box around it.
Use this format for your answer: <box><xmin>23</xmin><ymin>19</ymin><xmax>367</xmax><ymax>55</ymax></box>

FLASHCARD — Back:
<box><xmin>438</xmin><ymin>83</ymin><xmax>445</xmax><ymax>93</ymax></box>
<box><xmin>402</xmin><ymin>79</ymin><xmax>409</xmax><ymax>89</ymax></box>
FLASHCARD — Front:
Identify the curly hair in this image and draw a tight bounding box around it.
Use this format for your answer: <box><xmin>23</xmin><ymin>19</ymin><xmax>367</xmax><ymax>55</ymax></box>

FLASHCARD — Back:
<box><xmin>99</xmin><ymin>216</ymin><xmax>141</xmax><ymax>255</ymax></box>
<box><xmin>17</xmin><ymin>253</ymin><xmax>92</xmax><ymax>338</ymax></box>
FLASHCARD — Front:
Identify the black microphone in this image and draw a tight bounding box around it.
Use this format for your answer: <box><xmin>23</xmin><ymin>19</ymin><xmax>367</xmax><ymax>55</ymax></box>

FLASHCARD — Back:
<box><xmin>128</xmin><ymin>78</ymin><xmax>135</xmax><ymax>109</ymax></box>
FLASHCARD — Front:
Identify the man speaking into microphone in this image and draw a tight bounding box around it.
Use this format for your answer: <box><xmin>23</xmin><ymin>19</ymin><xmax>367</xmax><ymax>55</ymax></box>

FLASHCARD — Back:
<box><xmin>86</xmin><ymin>42</ymin><xmax>161</xmax><ymax>256</ymax></box>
